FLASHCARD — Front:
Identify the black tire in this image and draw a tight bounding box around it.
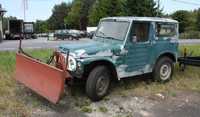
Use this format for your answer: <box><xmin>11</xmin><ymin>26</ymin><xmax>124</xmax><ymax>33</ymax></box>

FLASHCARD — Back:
<box><xmin>5</xmin><ymin>35</ymin><xmax>9</xmax><ymax>40</ymax></box>
<box><xmin>86</xmin><ymin>66</ymin><xmax>111</xmax><ymax>101</ymax></box>
<box><xmin>153</xmin><ymin>57</ymin><xmax>174</xmax><ymax>83</ymax></box>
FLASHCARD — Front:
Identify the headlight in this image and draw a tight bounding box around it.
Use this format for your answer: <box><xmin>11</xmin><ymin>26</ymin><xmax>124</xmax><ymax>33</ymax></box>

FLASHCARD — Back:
<box><xmin>68</xmin><ymin>56</ymin><xmax>77</xmax><ymax>71</ymax></box>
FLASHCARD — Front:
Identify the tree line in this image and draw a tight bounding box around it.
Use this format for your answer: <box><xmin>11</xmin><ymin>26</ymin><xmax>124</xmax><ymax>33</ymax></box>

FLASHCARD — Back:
<box><xmin>171</xmin><ymin>9</ymin><xmax>200</xmax><ymax>39</ymax></box>
<box><xmin>35</xmin><ymin>0</ymin><xmax>162</xmax><ymax>33</ymax></box>
<box><xmin>27</xmin><ymin>0</ymin><xmax>200</xmax><ymax>39</ymax></box>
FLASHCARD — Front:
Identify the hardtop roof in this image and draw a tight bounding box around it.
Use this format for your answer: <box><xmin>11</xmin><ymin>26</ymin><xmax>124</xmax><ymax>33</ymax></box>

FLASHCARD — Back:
<box><xmin>102</xmin><ymin>17</ymin><xmax>178</xmax><ymax>23</ymax></box>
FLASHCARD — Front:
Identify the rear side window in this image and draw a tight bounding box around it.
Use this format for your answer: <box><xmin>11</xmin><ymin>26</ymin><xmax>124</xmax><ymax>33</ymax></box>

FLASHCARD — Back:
<box><xmin>156</xmin><ymin>23</ymin><xmax>177</xmax><ymax>37</ymax></box>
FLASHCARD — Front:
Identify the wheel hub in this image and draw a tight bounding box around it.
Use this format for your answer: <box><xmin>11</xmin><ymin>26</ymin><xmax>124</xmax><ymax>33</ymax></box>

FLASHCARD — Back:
<box><xmin>96</xmin><ymin>75</ymin><xmax>109</xmax><ymax>96</ymax></box>
<box><xmin>160</xmin><ymin>64</ymin><xmax>171</xmax><ymax>80</ymax></box>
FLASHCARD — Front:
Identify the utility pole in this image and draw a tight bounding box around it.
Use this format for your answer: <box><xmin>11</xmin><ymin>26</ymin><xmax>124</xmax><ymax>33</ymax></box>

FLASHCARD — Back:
<box><xmin>157</xmin><ymin>0</ymin><xmax>161</xmax><ymax>17</ymax></box>
<box><xmin>22</xmin><ymin>0</ymin><xmax>28</xmax><ymax>40</ymax></box>
<box><xmin>0</xmin><ymin>4</ymin><xmax>6</xmax><ymax>43</ymax></box>
<box><xmin>23</xmin><ymin>0</ymin><xmax>28</xmax><ymax>22</ymax></box>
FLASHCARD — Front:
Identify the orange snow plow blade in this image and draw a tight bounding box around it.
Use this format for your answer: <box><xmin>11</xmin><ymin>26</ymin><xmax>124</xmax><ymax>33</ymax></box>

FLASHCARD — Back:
<box><xmin>15</xmin><ymin>53</ymin><xmax>67</xmax><ymax>104</ymax></box>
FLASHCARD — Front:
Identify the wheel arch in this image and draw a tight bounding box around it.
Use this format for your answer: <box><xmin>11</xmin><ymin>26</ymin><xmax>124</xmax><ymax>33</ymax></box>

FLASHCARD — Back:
<box><xmin>153</xmin><ymin>52</ymin><xmax>176</xmax><ymax>70</ymax></box>
<box><xmin>157</xmin><ymin>52</ymin><xmax>176</xmax><ymax>62</ymax></box>
<box><xmin>83</xmin><ymin>60</ymin><xmax>118</xmax><ymax>81</ymax></box>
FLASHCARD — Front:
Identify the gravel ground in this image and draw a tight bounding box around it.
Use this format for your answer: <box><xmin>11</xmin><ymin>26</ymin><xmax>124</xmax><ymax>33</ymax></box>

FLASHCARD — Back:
<box><xmin>29</xmin><ymin>88</ymin><xmax>200</xmax><ymax>117</ymax></box>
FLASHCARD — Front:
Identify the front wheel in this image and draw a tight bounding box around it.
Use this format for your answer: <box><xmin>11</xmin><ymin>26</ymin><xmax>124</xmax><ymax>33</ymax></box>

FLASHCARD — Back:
<box><xmin>86</xmin><ymin>66</ymin><xmax>111</xmax><ymax>101</ymax></box>
<box><xmin>153</xmin><ymin>57</ymin><xmax>174</xmax><ymax>83</ymax></box>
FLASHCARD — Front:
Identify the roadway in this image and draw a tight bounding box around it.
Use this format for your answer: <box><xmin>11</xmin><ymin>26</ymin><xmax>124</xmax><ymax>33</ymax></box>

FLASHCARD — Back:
<box><xmin>0</xmin><ymin>38</ymin><xmax>199</xmax><ymax>51</ymax></box>
<box><xmin>0</xmin><ymin>38</ymin><xmax>91</xmax><ymax>51</ymax></box>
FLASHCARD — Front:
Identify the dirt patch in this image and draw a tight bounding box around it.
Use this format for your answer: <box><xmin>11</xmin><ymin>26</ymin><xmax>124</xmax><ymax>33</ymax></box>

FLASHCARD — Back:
<box><xmin>30</xmin><ymin>90</ymin><xmax>200</xmax><ymax>117</ymax></box>
<box><xmin>150</xmin><ymin>91</ymin><xmax>200</xmax><ymax>117</ymax></box>
<box><xmin>86</xmin><ymin>96</ymin><xmax>156</xmax><ymax>117</ymax></box>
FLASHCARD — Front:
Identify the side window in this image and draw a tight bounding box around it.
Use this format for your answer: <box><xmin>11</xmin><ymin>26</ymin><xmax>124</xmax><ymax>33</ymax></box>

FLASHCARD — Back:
<box><xmin>156</xmin><ymin>23</ymin><xmax>176</xmax><ymax>38</ymax></box>
<box><xmin>132</xmin><ymin>22</ymin><xmax>150</xmax><ymax>42</ymax></box>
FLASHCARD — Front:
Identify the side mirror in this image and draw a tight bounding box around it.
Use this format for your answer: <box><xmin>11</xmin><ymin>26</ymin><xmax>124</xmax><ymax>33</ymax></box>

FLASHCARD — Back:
<box><xmin>131</xmin><ymin>35</ymin><xmax>137</xmax><ymax>43</ymax></box>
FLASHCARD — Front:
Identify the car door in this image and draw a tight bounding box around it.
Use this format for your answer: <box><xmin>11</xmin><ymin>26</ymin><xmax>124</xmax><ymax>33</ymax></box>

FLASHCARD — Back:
<box><xmin>123</xmin><ymin>21</ymin><xmax>154</xmax><ymax>77</ymax></box>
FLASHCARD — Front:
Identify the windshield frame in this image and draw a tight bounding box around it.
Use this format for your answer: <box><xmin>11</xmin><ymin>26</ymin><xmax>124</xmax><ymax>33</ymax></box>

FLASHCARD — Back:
<box><xmin>95</xmin><ymin>20</ymin><xmax>131</xmax><ymax>41</ymax></box>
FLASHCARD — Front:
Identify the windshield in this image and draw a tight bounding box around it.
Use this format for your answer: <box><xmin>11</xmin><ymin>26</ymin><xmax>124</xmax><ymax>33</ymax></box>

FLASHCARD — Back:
<box><xmin>95</xmin><ymin>21</ymin><xmax>130</xmax><ymax>40</ymax></box>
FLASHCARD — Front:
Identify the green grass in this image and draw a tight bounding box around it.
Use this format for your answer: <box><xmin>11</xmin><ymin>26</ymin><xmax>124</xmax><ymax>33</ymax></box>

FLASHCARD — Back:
<box><xmin>179</xmin><ymin>45</ymin><xmax>200</xmax><ymax>56</ymax></box>
<box><xmin>0</xmin><ymin>49</ymin><xmax>53</xmax><ymax>117</ymax></box>
<box><xmin>80</xmin><ymin>106</ymin><xmax>93</xmax><ymax>113</ymax></box>
<box><xmin>117</xmin><ymin>65</ymin><xmax>200</xmax><ymax>96</ymax></box>
<box><xmin>0</xmin><ymin>45</ymin><xmax>199</xmax><ymax>116</ymax></box>
<box><xmin>98</xmin><ymin>106</ymin><xmax>108</xmax><ymax>113</ymax></box>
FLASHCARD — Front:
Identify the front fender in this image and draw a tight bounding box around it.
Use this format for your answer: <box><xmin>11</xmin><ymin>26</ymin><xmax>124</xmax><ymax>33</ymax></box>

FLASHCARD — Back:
<box><xmin>77</xmin><ymin>56</ymin><xmax>119</xmax><ymax>79</ymax></box>
<box><xmin>79</xmin><ymin>56</ymin><xmax>116</xmax><ymax>67</ymax></box>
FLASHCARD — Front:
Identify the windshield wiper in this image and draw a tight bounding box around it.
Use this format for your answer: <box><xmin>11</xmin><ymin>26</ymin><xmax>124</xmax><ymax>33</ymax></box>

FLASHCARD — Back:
<box><xmin>96</xmin><ymin>31</ymin><xmax>118</xmax><ymax>40</ymax></box>
<box><xmin>104</xmin><ymin>36</ymin><xmax>118</xmax><ymax>40</ymax></box>
<box><xmin>98</xmin><ymin>31</ymin><xmax>106</xmax><ymax>36</ymax></box>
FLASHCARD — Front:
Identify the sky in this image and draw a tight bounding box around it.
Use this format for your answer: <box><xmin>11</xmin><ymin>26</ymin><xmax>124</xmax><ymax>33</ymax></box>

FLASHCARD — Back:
<box><xmin>0</xmin><ymin>0</ymin><xmax>200</xmax><ymax>22</ymax></box>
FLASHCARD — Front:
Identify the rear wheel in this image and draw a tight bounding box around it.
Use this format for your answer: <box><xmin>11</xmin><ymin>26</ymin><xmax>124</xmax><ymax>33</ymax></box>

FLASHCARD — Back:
<box><xmin>153</xmin><ymin>57</ymin><xmax>174</xmax><ymax>83</ymax></box>
<box><xmin>86</xmin><ymin>66</ymin><xmax>111</xmax><ymax>101</ymax></box>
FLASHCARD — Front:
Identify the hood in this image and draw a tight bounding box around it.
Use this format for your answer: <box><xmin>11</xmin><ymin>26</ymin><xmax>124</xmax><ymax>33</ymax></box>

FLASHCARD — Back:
<box><xmin>58</xmin><ymin>39</ymin><xmax>123</xmax><ymax>58</ymax></box>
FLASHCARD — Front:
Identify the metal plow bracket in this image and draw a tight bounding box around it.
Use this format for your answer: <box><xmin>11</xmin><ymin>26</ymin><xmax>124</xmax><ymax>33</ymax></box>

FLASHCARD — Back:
<box><xmin>15</xmin><ymin>53</ymin><xmax>65</xmax><ymax>104</ymax></box>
